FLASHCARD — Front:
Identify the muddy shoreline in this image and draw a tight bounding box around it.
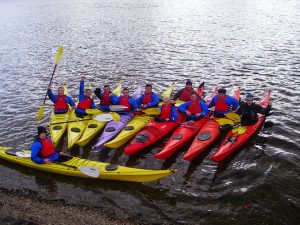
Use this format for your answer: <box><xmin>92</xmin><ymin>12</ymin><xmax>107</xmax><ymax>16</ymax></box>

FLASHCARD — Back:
<box><xmin>0</xmin><ymin>188</ymin><xmax>136</xmax><ymax>225</ymax></box>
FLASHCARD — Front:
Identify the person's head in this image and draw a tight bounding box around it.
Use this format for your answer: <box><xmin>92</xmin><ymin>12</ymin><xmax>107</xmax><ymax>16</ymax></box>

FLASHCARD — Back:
<box><xmin>103</xmin><ymin>85</ymin><xmax>110</xmax><ymax>93</ymax></box>
<box><xmin>37</xmin><ymin>126</ymin><xmax>47</xmax><ymax>139</ymax></box>
<box><xmin>122</xmin><ymin>87</ymin><xmax>129</xmax><ymax>97</ymax></box>
<box><xmin>85</xmin><ymin>89</ymin><xmax>92</xmax><ymax>97</ymax></box>
<box><xmin>163</xmin><ymin>97</ymin><xmax>171</xmax><ymax>104</ymax></box>
<box><xmin>190</xmin><ymin>93</ymin><xmax>198</xmax><ymax>102</ymax></box>
<box><xmin>218</xmin><ymin>88</ymin><xmax>226</xmax><ymax>96</ymax></box>
<box><xmin>145</xmin><ymin>84</ymin><xmax>152</xmax><ymax>93</ymax></box>
<box><xmin>57</xmin><ymin>87</ymin><xmax>64</xmax><ymax>95</ymax></box>
<box><xmin>186</xmin><ymin>80</ymin><xmax>193</xmax><ymax>90</ymax></box>
<box><xmin>245</xmin><ymin>94</ymin><xmax>254</xmax><ymax>105</ymax></box>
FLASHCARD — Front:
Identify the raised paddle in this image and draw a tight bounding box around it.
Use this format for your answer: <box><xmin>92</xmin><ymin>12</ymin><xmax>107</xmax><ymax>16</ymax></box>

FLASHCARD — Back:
<box><xmin>36</xmin><ymin>46</ymin><xmax>64</xmax><ymax>121</ymax></box>
<box><xmin>15</xmin><ymin>151</ymin><xmax>100</xmax><ymax>178</ymax></box>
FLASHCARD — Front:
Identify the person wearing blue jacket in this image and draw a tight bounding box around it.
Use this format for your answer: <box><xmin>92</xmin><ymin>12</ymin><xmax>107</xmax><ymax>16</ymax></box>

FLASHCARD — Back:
<box><xmin>31</xmin><ymin>126</ymin><xmax>64</xmax><ymax>164</ymax></box>
<box><xmin>207</xmin><ymin>88</ymin><xmax>239</xmax><ymax>118</ymax></box>
<box><xmin>178</xmin><ymin>93</ymin><xmax>208</xmax><ymax>121</ymax></box>
<box><xmin>155</xmin><ymin>97</ymin><xmax>178</xmax><ymax>122</ymax></box>
<box><xmin>94</xmin><ymin>85</ymin><xmax>117</xmax><ymax>111</ymax></box>
<box><xmin>112</xmin><ymin>87</ymin><xmax>138</xmax><ymax>114</ymax></box>
<box><xmin>136</xmin><ymin>84</ymin><xmax>159</xmax><ymax>109</ymax></box>
<box><xmin>75</xmin><ymin>76</ymin><xmax>96</xmax><ymax>117</ymax></box>
<box><xmin>47</xmin><ymin>86</ymin><xmax>76</xmax><ymax>114</ymax></box>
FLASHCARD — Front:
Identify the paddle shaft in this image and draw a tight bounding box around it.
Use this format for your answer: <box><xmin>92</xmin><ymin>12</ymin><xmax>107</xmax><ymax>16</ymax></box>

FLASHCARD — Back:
<box><xmin>50</xmin><ymin>117</ymin><xmax>94</xmax><ymax>125</ymax></box>
<box><xmin>42</xmin><ymin>64</ymin><xmax>58</xmax><ymax>104</ymax></box>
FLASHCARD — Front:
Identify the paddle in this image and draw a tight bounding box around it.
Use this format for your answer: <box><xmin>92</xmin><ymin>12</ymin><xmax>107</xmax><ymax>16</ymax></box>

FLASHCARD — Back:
<box><xmin>15</xmin><ymin>151</ymin><xmax>100</xmax><ymax>178</ymax></box>
<box><xmin>139</xmin><ymin>107</ymin><xmax>161</xmax><ymax>116</ymax></box>
<box><xmin>50</xmin><ymin>114</ymin><xmax>115</xmax><ymax>125</ymax></box>
<box><xmin>36</xmin><ymin>46</ymin><xmax>64</xmax><ymax>121</ymax></box>
<box><xmin>225</xmin><ymin>112</ymin><xmax>241</xmax><ymax>123</ymax></box>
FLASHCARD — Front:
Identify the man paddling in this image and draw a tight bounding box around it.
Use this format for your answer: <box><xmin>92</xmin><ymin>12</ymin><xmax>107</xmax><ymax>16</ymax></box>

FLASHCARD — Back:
<box><xmin>47</xmin><ymin>86</ymin><xmax>76</xmax><ymax>114</ymax></box>
<box><xmin>207</xmin><ymin>88</ymin><xmax>239</xmax><ymax>118</ymax></box>
<box><xmin>136</xmin><ymin>84</ymin><xmax>159</xmax><ymax>109</ymax></box>
<box><xmin>75</xmin><ymin>76</ymin><xmax>96</xmax><ymax>117</ymax></box>
<box><xmin>236</xmin><ymin>94</ymin><xmax>271</xmax><ymax>126</ymax></box>
<box><xmin>31</xmin><ymin>126</ymin><xmax>64</xmax><ymax>164</ymax></box>
<box><xmin>94</xmin><ymin>85</ymin><xmax>117</xmax><ymax>111</ymax></box>
<box><xmin>178</xmin><ymin>93</ymin><xmax>208</xmax><ymax>121</ymax></box>
<box><xmin>172</xmin><ymin>80</ymin><xmax>200</xmax><ymax>102</ymax></box>
<box><xmin>112</xmin><ymin>87</ymin><xmax>138</xmax><ymax>114</ymax></box>
<box><xmin>155</xmin><ymin>97</ymin><xmax>178</xmax><ymax>122</ymax></box>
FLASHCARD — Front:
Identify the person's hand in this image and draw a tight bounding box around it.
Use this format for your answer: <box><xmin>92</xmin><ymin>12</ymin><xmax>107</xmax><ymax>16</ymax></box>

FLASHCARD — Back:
<box><xmin>170</xmin><ymin>100</ymin><xmax>175</xmax><ymax>105</ymax></box>
<box><xmin>72</xmin><ymin>106</ymin><xmax>76</xmax><ymax>109</ymax></box>
<box><xmin>81</xmin><ymin>76</ymin><xmax>85</xmax><ymax>81</ymax></box>
<box><xmin>165</xmin><ymin>118</ymin><xmax>170</xmax><ymax>121</ymax></box>
<box><xmin>186</xmin><ymin>110</ymin><xmax>191</xmax><ymax>116</ymax></box>
<box><xmin>48</xmin><ymin>85</ymin><xmax>51</xmax><ymax>90</ymax></box>
<box><xmin>195</xmin><ymin>113</ymin><xmax>201</xmax><ymax>117</ymax></box>
<box><xmin>142</xmin><ymin>104</ymin><xmax>147</xmax><ymax>109</ymax></box>
<box><xmin>44</xmin><ymin>158</ymin><xmax>52</xmax><ymax>164</ymax></box>
<box><xmin>59</xmin><ymin>152</ymin><xmax>65</xmax><ymax>156</ymax></box>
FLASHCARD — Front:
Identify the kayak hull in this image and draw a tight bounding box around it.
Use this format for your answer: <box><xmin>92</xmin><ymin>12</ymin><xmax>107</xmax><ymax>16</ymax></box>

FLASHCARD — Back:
<box><xmin>0</xmin><ymin>147</ymin><xmax>175</xmax><ymax>182</ymax></box>
<box><xmin>154</xmin><ymin>118</ymin><xmax>207</xmax><ymax>160</ymax></box>
<box><xmin>124</xmin><ymin>113</ymin><xmax>185</xmax><ymax>155</ymax></box>
<box><xmin>104</xmin><ymin>115</ymin><xmax>152</xmax><ymax>149</ymax></box>
<box><xmin>49</xmin><ymin>110</ymin><xmax>70</xmax><ymax>147</ymax></box>
<box><xmin>210</xmin><ymin>90</ymin><xmax>271</xmax><ymax>162</ymax></box>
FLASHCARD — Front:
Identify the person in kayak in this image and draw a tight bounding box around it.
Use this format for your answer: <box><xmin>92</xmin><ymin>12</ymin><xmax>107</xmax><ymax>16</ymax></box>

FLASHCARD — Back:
<box><xmin>236</xmin><ymin>94</ymin><xmax>272</xmax><ymax>126</ymax></box>
<box><xmin>136</xmin><ymin>84</ymin><xmax>159</xmax><ymax>109</ymax></box>
<box><xmin>112</xmin><ymin>87</ymin><xmax>138</xmax><ymax>114</ymax></box>
<box><xmin>155</xmin><ymin>97</ymin><xmax>178</xmax><ymax>122</ymax></box>
<box><xmin>178</xmin><ymin>93</ymin><xmax>208</xmax><ymax>121</ymax></box>
<box><xmin>207</xmin><ymin>88</ymin><xmax>239</xmax><ymax>118</ymax></box>
<box><xmin>75</xmin><ymin>76</ymin><xmax>96</xmax><ymax>117</ymax></box>
<box><xmin>47</xmin><ymin>86</ymin><xmax>76</xmax><ymax>114</ymax></box>
<box><xmin>94</xmin><ymin>85</ymin><xmax>116</xmax><ymax>111</ymax></box>
<box><xmin>31</xmin><ymin>126</ymin><xmax>64</xmax><ymax>164</ymax></box>
<box><xmin>172</xmin><ymin>80</ymin><xmax>199</xmax><ymax>102</ymax></box>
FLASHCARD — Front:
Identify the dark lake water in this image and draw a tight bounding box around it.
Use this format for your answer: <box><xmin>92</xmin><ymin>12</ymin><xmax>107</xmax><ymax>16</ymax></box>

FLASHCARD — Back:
<box><xmin>0</xmin><ymin>0</ymin><xmax>299</xmax><ymax>224</ymax></box>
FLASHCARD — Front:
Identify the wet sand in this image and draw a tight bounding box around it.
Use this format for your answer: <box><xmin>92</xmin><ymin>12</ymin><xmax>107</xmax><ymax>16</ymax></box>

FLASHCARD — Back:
<box><xmin>0</xmin><ymin>189</ymin><xmax>134</xmax><ymax>225</ymax></box>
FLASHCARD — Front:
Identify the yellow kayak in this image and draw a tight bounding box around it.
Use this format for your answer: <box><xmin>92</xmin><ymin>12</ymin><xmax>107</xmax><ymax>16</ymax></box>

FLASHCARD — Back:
<box><xmin>67</xmin><ymin>110</ymin><xmax>91</xmax><ymax>149</ymax></box>
<box><xmin>49</xmin><ymin>110</ymin><xmax>70</xmax><ymax>147</ymax></box>
<box><xmin>0</xmin><ymin>147</ymin><xmax>175</xmax><ymax>183</ymax></box>
<box><xmin>104</xmin><ymin>115</ymin><xmax>152</xmax><ymax>149</ymax></box>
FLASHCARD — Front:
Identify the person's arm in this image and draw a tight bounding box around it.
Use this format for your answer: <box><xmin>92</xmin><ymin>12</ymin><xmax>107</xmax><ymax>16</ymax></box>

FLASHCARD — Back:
<box><xmin>66</xmin><ymin>96</ymin><xmax>76</xmax><ymax>108</ymax></box>
<box><xmin>146</xmin><ymin>93</ymin><xmax>159</xmax><ymax>108</ymax></box>
<box><xmin>200</xmin><ymin>100</ymin><xmax>209</xmax><ymax>116</ymax></box>
<box><xmin>110</xmin><ymin>94</ymin><xmax>118</xmax><ymax>104</ymax></box>
<box><xmin>129</xmin><ymin>97</ymin><xmax>138</xmax><ymax>110</ymax></box>
<box><xmin>94</xmin><ymin>88</ymin><xmax>102</xmax><ymax>99</ymax></box>
<box><xmin>91</xmin><ymin>100</ymin><xmax>96</xmax><ymax>109</ymax></box>
<box><xmin>112</xmin><ymin>96</ymin><xmax>121</xmax><ymax>105</ymax></box>
<box><xmin>207</xmin><ymin>96</ymin><xmax>217</xmax><ymax>108</ymax></box>
<box><xmin>78</xmin><ymin>80</ymin><xmax>85</xmax><ymax>102</ymax></box>
<box><xmin>178</xmin><ymin>102</ymin><xmax>189</xmax><ymax>113</ymax></box>
<box><xmin>136</xmin><ymin>95</ymin><xmax>143</xmax><ymax>106</ymax></box>
<box><xmin>228</xmin><ymin>96</ymin><xmax>239</xmax><ymax>111</ymax></box>
<box><xmin>31</xmin><ymin>141</ymin><xmax>46</xmax><ymax>164</ymax></box>
<box><xmin>172</xmin><ymin>89</ymin><xmax>184</xmax><ymax>101</ymax></box>
<box><xmin>236</xmin><ymin>103</ymin><xmax>245</xmax><ymax>115</ymax></box>
<box><xmin>170</xmin><ymin>106</ymin><xmax>178</xmax><ymax>121</ymax></box>
<box><xmin>47</xmin><ymin>89</ymin><xmax>56</xmax><ymax>103</ymax></box>
<box><xmin>47</xmin><ymin>152</ymin><xmax>60</xmax><ymax>162</ymax></box>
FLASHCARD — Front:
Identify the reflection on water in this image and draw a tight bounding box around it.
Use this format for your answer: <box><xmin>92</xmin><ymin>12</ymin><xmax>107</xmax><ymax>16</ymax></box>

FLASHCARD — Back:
<box><xmin>0</xmin><ymin>0</ymin><xmax>299</xmax><ymax>224</ymax></box>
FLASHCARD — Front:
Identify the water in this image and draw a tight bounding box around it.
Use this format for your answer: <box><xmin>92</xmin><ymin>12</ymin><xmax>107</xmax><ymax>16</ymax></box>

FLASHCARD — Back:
<box><xmin>0</xmin><ymin>0</ymin><xmax>299</xmax><ymax>224</ymax></box>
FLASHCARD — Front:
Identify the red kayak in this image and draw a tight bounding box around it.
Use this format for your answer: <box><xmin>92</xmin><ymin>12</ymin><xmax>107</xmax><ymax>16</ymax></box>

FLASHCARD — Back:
<box><xmin>124</xmin><ymin>84</ymin><xmax>204</xmax><ymax>156</ymax></box>
<box><xmin>210</xmin><ymin>90</ymin><xmax>272</xmax><ymax>162</ymax></box>
<box><xmin>153</xmin><ymin>118</ymin><xmax>208</xmax><ymax>160</ymax></box>
<box><xmin>183</xmin><ymin>87</ymin><xmax>241</xmax><ymax>161</ymax></box>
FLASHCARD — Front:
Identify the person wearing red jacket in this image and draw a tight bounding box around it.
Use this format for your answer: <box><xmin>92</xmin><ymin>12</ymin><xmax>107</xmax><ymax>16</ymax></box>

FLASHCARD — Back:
<box><xmin>47</xmin><ymin>86</ymin><xmax>76</xmax><ymax>114</ymax></box>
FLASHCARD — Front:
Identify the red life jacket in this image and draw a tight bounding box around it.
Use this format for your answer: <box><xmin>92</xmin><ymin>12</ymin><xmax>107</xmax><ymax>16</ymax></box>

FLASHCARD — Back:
<box><xmin>214</xmin><ymin>95</ymin><xmax>229</xmax><ymax>112</ymax></box>
<box><xmin>54</xmin><ymin>95</ymin><xmax>68</xmax><ymax>110</ymax></box>
<box><xmin>160</xmin><ymin>104</ymin><xmax>172</xmax><ymax>120</ymax></box>
<box><xmin>188</xmin><ymin>99</ymin><xmax>202</xmax><ymax>114</ymax></box>
<box><xmin>179</xmin><ymin>88</ymin><xmax>194</xmax><ymax>102</ymax></box>
<box><xmin>100</xmin><ymin>92</ymin><xmax>111</xmax><ymax>105</ymax></box>
<box><xmin>39</xmin><ymin>138</ymin><xmax>55</xmax><ymax>158</ymax></box>
<box><xmin>142</xmin><ymin>92</ymin><xmax>153</xmax><ymax>105</ymax></box>
<box><xmin>120</xmin><ymin>96</ymin><xmax>131</xmax><ymax>111</ymax></box>
<box><xmin>77</xmin><ymin>97</ymin><xmax>93</xmax><ymax>110</ymax></box>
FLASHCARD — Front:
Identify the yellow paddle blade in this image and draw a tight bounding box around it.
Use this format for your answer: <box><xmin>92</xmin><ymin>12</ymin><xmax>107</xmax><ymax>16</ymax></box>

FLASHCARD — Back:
<box><xmin>112</xmin><ymin>81</ymin><xmax>123</xmax><ymax>96</ymax></box>
<box><xmin>216</xmin><ymin>118</ymin><xmax>235</xmax><ymax>126</ymax></box>
<box><xmin>36</xmin><ymin>104</ymin><xmax>45</xmax><ymax>121</ymax></box>
<box><xmin>88</xmin><ymin>82</ymin><xmax>92</xmax><ymax>90</ymax></box>
<box><xmin>161</xmin><ymin>83</ymin><xmax>175</xmax><ymax>98</ymax></box>
<box><xmin>64</xmin><ymin>84</ymin><xmax>69</xmax><ymax>96</ymax></box>
<box><xmin>225</xmin><ymin>112</ymin><xmax>241</xmax><ymax>123</ymax></box>
<box><xmin>232</xmin><ymin>126</ymin><xmax>247</xmax><ymax>134</ymax></box>
<box><xmin>143</xmin><ymin>108</ymin><xmax>161</xmax><ymax>116</ymax></box>
<box><xmin>55</xmin><ymin>46</ymin><xmax>64</xmax><ymax>64</ymax></box>
<box><xmin>86</xmin><ymin>109</ymin><xmax>102</xmax><ymax>115</ymax></box>
<box><xmin>111</xmin><ymin>112</ymin><xmax>120</xmax><ymax>122</ymax></box>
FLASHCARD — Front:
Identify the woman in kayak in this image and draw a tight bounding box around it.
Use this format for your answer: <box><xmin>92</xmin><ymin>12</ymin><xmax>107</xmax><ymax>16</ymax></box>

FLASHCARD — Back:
<box><xmin>94</xmin><ymin>85</ymin><xmax>117</xmax><ymax>111</ymax></box>
<box><xmin>236</xmin><ymin>94</ymin><xmax>272</xmax><ymax>126</ymax></box>
<box><xmin>75</xmin><ymin>76</ymin><xmax>96</xmax><ymax>117</ymax></box>
<box><xmin>178</xmin><ymin>93</ymin><xmax>208</xmax><ymax>121</ymax></box>
<box><xmin>112</xmin><ymin>87</ymin><xmax>138</xmax><ymax>114</ymax></box>
<box><xmin>207</xmin><ymin>88</ymin><xmax>239</xmax><ymax>118</ymax></box>
<box><xmin>31</xmin><ymin>126</ymin><xmax>64</xmax><ymax>164</ymax></box>
<box><xmin>155</xmin><ymin>97</ymin><xmax>178</xmax><ymax>122</ymax></box>
<box><xmin>136</xmin><ymin>84</ymin><xmax>159</xmax><ymax>109</ymax></box>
